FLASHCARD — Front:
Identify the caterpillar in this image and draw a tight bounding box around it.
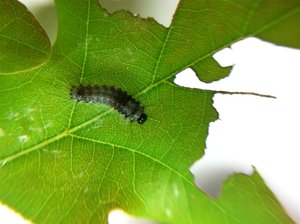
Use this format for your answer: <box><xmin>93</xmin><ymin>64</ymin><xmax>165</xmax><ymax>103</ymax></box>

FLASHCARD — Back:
<box><xmin>70</xmin><ymin>85</ymin><xmax>147</xmax><ymax>124</ymax></box>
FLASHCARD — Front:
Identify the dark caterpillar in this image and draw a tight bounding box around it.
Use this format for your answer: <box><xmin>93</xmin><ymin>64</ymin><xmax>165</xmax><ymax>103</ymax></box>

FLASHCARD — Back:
<box><xmin>70</xmin><ymin>85</ymin><xmax>147</xmax><ymax>124</ymax></box>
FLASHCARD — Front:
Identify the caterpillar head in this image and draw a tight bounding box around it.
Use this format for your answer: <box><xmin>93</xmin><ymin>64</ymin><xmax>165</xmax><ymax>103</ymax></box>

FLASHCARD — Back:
<box><xmin>137</xmin><ymin>113</ymin><xmax>147</xmax><ymax>124</ymax></box>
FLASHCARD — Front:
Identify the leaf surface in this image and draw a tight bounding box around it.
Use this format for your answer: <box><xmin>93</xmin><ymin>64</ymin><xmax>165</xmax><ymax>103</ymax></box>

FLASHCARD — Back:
<box><xmin>0</xmin><ymin>0</ymin><xmax>299</xmax><ymax>223</ymax></box>
<box><xmin>0</xmin><ymin>0</ymin><xmax>50</xmax><ymax>73</ymax></box>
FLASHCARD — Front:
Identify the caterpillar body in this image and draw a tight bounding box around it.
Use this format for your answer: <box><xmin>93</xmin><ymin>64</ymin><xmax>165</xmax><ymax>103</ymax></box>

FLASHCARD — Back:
<box><xmin>70</xmin><ymin>85</ymin><xmax>147</xmax><ymax>124</ymax></box>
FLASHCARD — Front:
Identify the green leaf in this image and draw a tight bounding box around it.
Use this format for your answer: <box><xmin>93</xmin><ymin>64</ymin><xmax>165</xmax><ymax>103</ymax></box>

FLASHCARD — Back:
<box><xmin>192</xmin><ymin>57</ymin><xmax>233</xmax><ymax>83</ymax></box>
<box><xmin>216</xmin><ymin>170</ymin><xmax>294</xmax><ymax>223</ymax></box>
<box><xmin>0</xmin><ymin>0</ymin><xmax>299</xmax><ymax>223</ymax></box>
<box><xmin>0</xmin><ymin>0</ymin><xmax>50</xmax><ymax>73</ymax></box>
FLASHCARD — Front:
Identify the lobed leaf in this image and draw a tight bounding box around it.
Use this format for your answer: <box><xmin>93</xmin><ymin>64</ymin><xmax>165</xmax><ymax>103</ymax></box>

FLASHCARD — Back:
<box><xmin>0</xmin><ymin>0</ymin><xmax>299</xmax><ymax>223</ymax></box>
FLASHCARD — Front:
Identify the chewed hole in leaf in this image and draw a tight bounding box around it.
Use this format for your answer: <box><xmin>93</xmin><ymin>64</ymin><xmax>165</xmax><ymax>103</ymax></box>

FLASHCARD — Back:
<box><xmin>190</xmin><ymin>156</ymin><xmax>253</xmax><ymax>198</ymax></box>
<box><xmin>213</xmin><ymin>47</ymin><xmax>235</xmax><ymax>67</ymax></box>
<box><xmin>174</xmin><ymin>46</ymin><xmax>235</xmax><ymax>85</ymax></box>
<box><xmin>98</xmin><ymin>0</ymin><xmax>179</xmax><ymax>27</ymax></box>
<box><xmin>174</xmin><ymin>68</ymin><xmax>201</xmax><ymax>88</ymax></box>
<box><xmin>174</xmin><ymin>67</ymin><xmax>232</xmax><ymax>89</ymax></box>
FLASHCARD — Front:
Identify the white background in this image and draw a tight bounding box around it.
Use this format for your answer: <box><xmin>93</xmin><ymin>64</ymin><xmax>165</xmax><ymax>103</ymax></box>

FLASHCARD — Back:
<box><xmin>1</xmin><ymin>0</ymin><xmax>299</xmax><ymax>223</ymax></box>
